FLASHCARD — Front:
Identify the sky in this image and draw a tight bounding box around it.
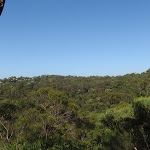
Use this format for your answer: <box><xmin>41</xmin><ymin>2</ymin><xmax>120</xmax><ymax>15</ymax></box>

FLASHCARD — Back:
<box><xmin>0</xmin><ymin>0</ymin><xmax>150</xmax><ymax>78</ymax></box>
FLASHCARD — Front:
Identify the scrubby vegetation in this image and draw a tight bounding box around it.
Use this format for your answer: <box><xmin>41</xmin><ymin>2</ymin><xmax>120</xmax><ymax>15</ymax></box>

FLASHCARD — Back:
<box><xmin>0</xmin><ymin>69</ymin><xmax>150</xmax><ymax>149</ymax></box>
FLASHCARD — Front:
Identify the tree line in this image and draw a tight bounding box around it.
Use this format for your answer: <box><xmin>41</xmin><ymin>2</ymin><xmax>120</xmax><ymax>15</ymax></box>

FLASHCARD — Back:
<box><xmin>0</xmin><ymin>69</ymin><xmax>150</xmax><ymax>149</ymax></box>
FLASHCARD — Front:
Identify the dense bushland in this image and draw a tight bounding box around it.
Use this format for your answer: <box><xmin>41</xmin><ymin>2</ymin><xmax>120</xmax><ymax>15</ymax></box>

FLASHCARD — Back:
<box><xmin>0</xmin><ymin>69</ymin><xmax>150</xmax><ymax>149</ymax></box>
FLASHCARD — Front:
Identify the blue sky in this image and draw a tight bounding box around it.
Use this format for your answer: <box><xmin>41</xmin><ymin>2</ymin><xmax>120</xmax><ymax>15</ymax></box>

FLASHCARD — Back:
<box><xmin>0</xmin><ymin>0</ymin><xmax>150</xmax><ymax>78</ymax></box>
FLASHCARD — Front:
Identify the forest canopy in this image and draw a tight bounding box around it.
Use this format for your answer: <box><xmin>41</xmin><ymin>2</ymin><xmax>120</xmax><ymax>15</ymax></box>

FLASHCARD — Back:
<box><xmin>0</xmin><ymin>69</ymin><xmax>150</xmax><ymax>149</ymax></box>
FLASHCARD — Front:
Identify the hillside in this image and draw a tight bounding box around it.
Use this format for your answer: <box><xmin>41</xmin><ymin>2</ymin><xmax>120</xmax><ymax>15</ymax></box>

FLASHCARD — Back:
<box><xmin>0</xmin><ymin>70</ymin><xmax>150</xmax><ymax>149</ymax></box>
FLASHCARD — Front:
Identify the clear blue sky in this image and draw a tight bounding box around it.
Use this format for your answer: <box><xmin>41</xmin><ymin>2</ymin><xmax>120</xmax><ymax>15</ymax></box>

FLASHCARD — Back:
<box><xmin>0</xmin><ymin>0</ymin><xmax>150</xmax><ymax>78</ymax></box>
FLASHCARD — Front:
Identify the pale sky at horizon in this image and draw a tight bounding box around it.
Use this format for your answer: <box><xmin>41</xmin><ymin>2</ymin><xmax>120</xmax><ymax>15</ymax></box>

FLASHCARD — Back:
<box><xmin>0</xmin><ymin>0</ymin><xmax>150</xmax><ymax>78</ymax></box>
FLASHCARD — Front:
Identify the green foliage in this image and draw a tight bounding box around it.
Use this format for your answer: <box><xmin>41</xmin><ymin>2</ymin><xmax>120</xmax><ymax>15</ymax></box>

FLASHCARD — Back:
<box><xmin>0</xmin><ymin>70</ymin><xmax>150</xmax><ymax>149</ymax></box>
